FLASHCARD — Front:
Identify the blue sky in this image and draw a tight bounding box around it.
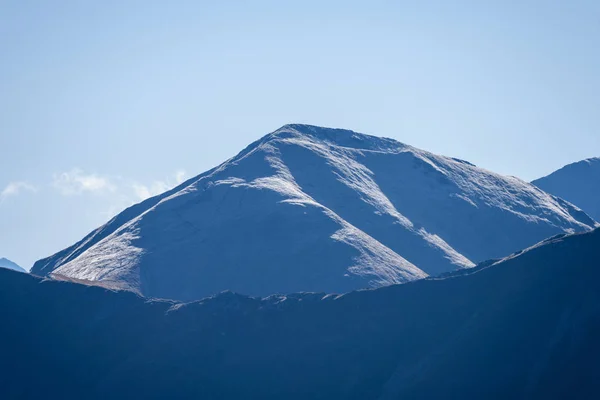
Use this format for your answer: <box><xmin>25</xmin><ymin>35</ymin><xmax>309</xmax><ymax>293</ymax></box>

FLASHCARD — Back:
<box><xmin>1</xmin><ymin>0</ymin><xmax>599</xmax><ymax>269</ymax></box>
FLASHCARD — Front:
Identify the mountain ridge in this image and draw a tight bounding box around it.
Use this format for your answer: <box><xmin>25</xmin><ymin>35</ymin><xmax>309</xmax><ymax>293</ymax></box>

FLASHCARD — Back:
<box><xmin>533</xmin><ymin>157</ymin><xmax>600</xmax><ymax>221</ymax></box>
<box><xmin>0</xmin><ymin>257</ymin><xmax>26</xmax><ymax>273</ymax></box>
<box><xmin>32</xmin><ymin>124</ymin><xmax>597</xmax><ymax>301</ymax></box>
<box><xmin>5</xmin><ymin>228</ymin><xmax>600</xmax><ymax>399</ymax></box>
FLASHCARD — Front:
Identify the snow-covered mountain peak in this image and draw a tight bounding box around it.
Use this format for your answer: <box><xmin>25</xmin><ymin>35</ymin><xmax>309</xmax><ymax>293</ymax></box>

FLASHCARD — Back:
<box><xmin>533</xmin><ymin>156</ymin><xmax>600</xmax><ymax>221</ymax></box>
<box><xmin>266</xmin><ymin>124</ymin><xmax>409</xmax><ymax>153</ymax></box>
<box><xmin>0</xmin><ymin>258</ymin><xmax>26</xmax><ymax>273</ymax></box>
<box><xmin>32</xmin><ymin>124</ymin><xmax>597</xmax><ymax>301</ymax></box>
<box><xmin>583</xmin><ymin>157</ymin><xmax>600</xmax><ymax>164</ymax></box>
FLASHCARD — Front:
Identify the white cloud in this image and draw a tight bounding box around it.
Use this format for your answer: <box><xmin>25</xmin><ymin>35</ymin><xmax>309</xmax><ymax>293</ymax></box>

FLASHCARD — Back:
<box><xmin>132</xmin><ymin>181</ymin><xmax>169</xmax><ymax>201</ymax></box>
<box><xmin>175</xmin><ymin>169</ymin><xmax>187</xmax><ymax>184</ymax></box>
<box><xmin>0</xmin><ymin>181</ymin><xmax>37</xmax><ymax>203</ymax></box>
<box><xmin>100</xmin><ymin>169</ymin><xmax>187</xmax><ymax>216</ymax></box>
<box><xmin>132</xmin><ymin>170</ymin><xmax>189</xmax><ymax>201</ymax></box>
<box><xmin>1</xmin><ymin>168</ymin><xmax>190</xmax><ymax>219</ymax></box>
<box><xmin>51</xmin><ymin>167</ymin><xmax>188</xmax><ymax>204</ymax></box>
<box><xmin>53</xmin><ymin>168</ymin><xmax>116</xmax><ymax>196</ymax></box>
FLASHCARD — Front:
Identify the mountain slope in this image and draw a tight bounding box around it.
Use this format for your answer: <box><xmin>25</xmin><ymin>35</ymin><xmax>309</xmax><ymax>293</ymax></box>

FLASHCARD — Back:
<box><xmin>0</xmin><ymin>257</ymin><xmax>26</xmax><ymax>273</ymax></box>
<box><xmin>533</xmin><ymin>157</ymin><xmax>600</xmax><ymax>221</ymax></box>
<box><xmin>32</xmin><ymin>124</ymin><xmax>596</xmax><ymax>300</ymax></box>
<box><xmin>4</xmin><ymin>229</ymin><xmax>600</xmax><ymax>399</ymax></box>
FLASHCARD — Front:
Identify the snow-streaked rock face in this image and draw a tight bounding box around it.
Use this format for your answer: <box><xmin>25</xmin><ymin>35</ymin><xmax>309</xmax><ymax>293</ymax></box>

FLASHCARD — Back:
<box><xmin>0</xmin><ymin>258</ymin><xmax>26</xmax><ymax>273</ymax></box>
<box><xmin>533</xmin><ymin>157</ymin><xmax>600</xmax><ymax>221</ymax></box>
<box><xmin>32</xmin><ymin>124</ymin><xmax>597</xmax><ymax>300</ymax></box>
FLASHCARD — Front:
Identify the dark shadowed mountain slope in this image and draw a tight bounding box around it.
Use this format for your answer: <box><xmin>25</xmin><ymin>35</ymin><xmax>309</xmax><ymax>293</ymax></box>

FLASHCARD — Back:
<box><xmin>32</xmin><ymin>124</ymin><xmax>597</xmax><ymax>301</ymax></box>
<box><xmin>4</xmin><ymin>228</ymin><xmax>600</xmax><ymax>399</ymax></box>
<box><xmin>0</xmin><ymin>258</ymin><xmax>25</xmax><ymax>273</ymax></box>
<box><xmin>533</xmin><ymin>157</ymin><xmax>600</xmax><ymax>221</ymax></box>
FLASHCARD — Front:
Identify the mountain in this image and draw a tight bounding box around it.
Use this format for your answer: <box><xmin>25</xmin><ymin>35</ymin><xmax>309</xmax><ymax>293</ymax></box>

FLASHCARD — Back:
<box><xmin>0</xmin><ymin>257</ymin><xmax>26</xmax><ymax>273</ymax></box>
<box><xmin>32</xmin><ymin>124</ymin><xmax>596</xmax><ymax>301</ymax></box>
<box><xmin>4</xmin><ymin>228</ymin><xmax>600</xmax><ymax>399</ymax></box>
<box><xmin>533</xmin><ymin>157</ymin><xmax>600</xmax><ymax>221</ymax></box>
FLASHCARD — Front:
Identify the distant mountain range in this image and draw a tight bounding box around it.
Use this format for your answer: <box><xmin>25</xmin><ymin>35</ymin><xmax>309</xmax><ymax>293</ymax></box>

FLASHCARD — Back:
<box><xmin>4</xmin><ymin>228</ymin><xmax>600</xmax><ymax>399</ymax></box>
<box><xmin>0</xmin><ymin>258</ymin><xmax>25</xmax><ymax>273</ymax></box>
<box><xmin>31</xmin><ymin>124</ymin><xmax>597</xmax><ymax>301</ymax></box>
<box><xmin>533</xmin><ymin>157</ymin><xmax>600</xmax><ymax>221</ymax></box>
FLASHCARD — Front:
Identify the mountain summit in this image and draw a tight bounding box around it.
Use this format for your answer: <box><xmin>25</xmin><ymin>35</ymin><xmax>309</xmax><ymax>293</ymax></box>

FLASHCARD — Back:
<box><xmin>0</xmin><ymin>258</ymin><xmax>26</xmax><ymax>273</ymax></box>
<box><xmin>533</xmin><ymin>157</ymin><xmax>600</xmax><ymax>221</ymax></box>
<box><xmin>32</xmin><ymin>124</ymin><xmax>596</xmax><ymax>301</ymax></box>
